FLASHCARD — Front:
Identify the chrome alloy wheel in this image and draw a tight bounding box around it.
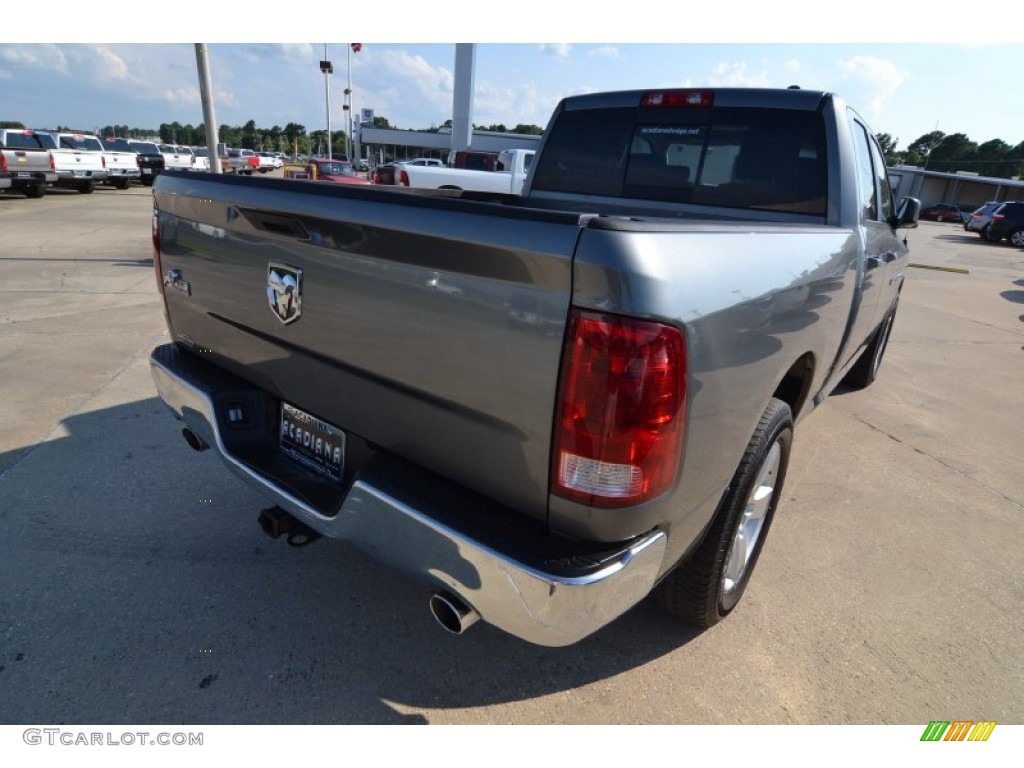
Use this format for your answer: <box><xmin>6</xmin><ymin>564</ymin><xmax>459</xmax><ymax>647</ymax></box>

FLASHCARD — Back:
<box><xmin>721</xmin><ymin>440</ymin><xmax>782</xmax><ymax>597</ymax></box>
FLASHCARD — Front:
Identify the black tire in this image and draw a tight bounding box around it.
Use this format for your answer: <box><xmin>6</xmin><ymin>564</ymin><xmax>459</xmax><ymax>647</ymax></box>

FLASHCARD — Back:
<box><xmin>1007</xmin><ymin>229</ymin><xmax>1024</xmax><ymax>248</ymax></box>
<box><xmin>985</xmin><ymin>227</ymin><xmax>1001</xmax><ymax>243</ymax></box>
<box><xmin>23</xmin><ymin>185</ymin><xmax>45</xmax><ymax>199</ymax></box>
<box><xmin>658</xmin><ymin>398</ymin><xmax>793</xmax><ymax>628</ymax></box>
<box><xmin>113</xmin><ymin>178</ymin><xmax>130</xmax><ymax>190</ymax></box>
<box><xmin>844</xmin><ymin>302</ymin><xmax>897</xmax><ymax>389</ymax></box>
<box><xmin>77</xmin><ymin>181</ymin><xmax>95</xmax><ymax>194</ymax></box>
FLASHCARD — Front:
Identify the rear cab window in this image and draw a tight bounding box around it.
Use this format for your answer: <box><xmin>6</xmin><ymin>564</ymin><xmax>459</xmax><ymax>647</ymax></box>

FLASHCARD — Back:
<box><xmin>0</xmin><ymin>131</ymin><xmax>47</xmax><ymax>150</ymax></box>
<box><xmin>531</xmin><ymin>99</ymin><xmax>827</xmax><ymax>216</ymax></box>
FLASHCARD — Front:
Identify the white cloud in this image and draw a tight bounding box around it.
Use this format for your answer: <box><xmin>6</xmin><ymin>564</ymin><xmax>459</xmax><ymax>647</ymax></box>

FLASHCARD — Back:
<box><xmin>707</xmin><ymin>61</ymin><xmax>771</xmax><ymax>87</ymax></box>
<box><xmin>838</xmin><ymin>55</ymin><xmax>910</xmax><ymax>123</ymax></box>
<box><xmin>587</xmin><ymin>46</ymin><xmax>620</xmax><ymax>59</ymax></box>
<box><xmin>163</xmin><ymin>87</ymin><xmax>200</xmax><ymax>106</ymax></box>
<box><xmin>539</xmin><ymin>44</ymin><xmax>571</xmax><ymax>60</ymax></box>
<box><xmin>0</xmin><ymin>44</ymin><xmax>68</xmax><ymax>73</ymax></box>
<box><xmin>784</xmin><ymin>59</ymin><xmax>801</xmax><ymax>72</ymax></box>
<box><xmin>83</xmin><ymin>45</ymin><xmax>133</xmax><ymax>83</ymax></box>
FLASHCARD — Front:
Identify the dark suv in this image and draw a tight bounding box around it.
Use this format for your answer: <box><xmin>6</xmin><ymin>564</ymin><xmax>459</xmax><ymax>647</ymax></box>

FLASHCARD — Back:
<box><xmin>985</xmin><ymin>202</ymin><xmax>1024</xmax><ymax>247</ymax></box>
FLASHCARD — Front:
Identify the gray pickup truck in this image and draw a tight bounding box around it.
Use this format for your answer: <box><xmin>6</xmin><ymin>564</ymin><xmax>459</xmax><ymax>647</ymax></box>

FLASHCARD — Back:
<box><xmin>149</xmin><ymin>87</ymin><xmax>920</xmax><ymax>646</ymax></box>
<box><xmin>0</xmin><ymin>128</ymin><xmax>58</xmax><ymax>198</ymax></box>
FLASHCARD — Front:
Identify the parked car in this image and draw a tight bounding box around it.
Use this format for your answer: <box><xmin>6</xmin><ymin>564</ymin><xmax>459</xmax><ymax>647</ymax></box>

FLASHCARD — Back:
<box><xmin>0</xmin><ymin>128</ymin><xmax>58</xmax><ymax>198</ymax></box>
<box><xmin>984</xmin><ymin>201</ymin><xmax>1024</xmax><ymax>246</ymax></box>
<box><xmin>36</xmin><ymin>131</ymin><xmax>109</xmax><ymax>193</ymax></box>
<box><xmin>919</xmin><ymin>203</ymin><xmax>967</xmax><ymax>223</ymax></box>
<box><xmin>308</xmin><ymin>158</ymin><xmax>371</xmax><ymax>184</ymax></box>
<box><xmin>256</xmin><ymin>152</ymin><xmax>283</xmax><ymax>172</ymax></box>
<box><xmin>129</xmin><ymin>140</ymin><xmax>165</xmax><ymax>186</ymax></box>
<box><xmin>159</xmin><ymin>144</ymin><xmax>193</xmax><ymax>172</ymax></box>
<box><xmin>965</xmin><ymin>201</ymin><xmax>1004</xmax><ymax>237</ymax></box>
<box><xmin>371</xmin><ymin>162</ymin><xmax>401</xmax><ymax>185</ymax></box>
<box><xmin>399</xmin><ymin>157</ymin><xmax>446</xmax><ymax>168</ymax></box>
<box><xmin>191</xmin><ymin>147</ymin><xmax>211</xmax><ymax>172</ymax></box>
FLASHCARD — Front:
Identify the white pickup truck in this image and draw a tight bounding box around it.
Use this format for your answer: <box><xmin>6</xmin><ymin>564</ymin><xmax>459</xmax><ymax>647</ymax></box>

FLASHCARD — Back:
<box><xmin>38</xmin><ymin>131</ymin><xmax>109</xmax><ymax>193</ymax></box>
<box><xmin>395</xmin><ymin>148</ymin><xmax>535</xmax><ymax>193</ymax></box>
<box><xmin>159</xmin><ymin>144</ymin><xmax>194</xmax><ymax>172</ymax></box>
<box><xmin>90</xmin><ymin>135</ymin><xmax>141</xmax><ymax>189</ymax></box>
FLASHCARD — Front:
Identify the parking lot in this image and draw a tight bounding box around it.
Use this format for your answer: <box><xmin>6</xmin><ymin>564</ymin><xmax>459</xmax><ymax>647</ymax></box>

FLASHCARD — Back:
<box><xmin>0</xmin><ymin>185</ymin><xmax>1021</xmax><ymax>726</ymax></box>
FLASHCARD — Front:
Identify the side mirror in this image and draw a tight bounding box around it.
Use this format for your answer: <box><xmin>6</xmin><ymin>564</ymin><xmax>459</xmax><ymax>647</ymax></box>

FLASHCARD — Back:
<box><xmin>893</xmin><ymin>197</ymin><xmax>921</xmax><ymax>229</ymax></box>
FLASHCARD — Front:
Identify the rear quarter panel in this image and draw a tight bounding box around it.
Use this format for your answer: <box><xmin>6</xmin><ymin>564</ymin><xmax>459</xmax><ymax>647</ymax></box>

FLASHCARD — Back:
<box><xmin>550</xmin><ymin>220</ymin><xmax>858</xmax><ymax>568</ymax></box>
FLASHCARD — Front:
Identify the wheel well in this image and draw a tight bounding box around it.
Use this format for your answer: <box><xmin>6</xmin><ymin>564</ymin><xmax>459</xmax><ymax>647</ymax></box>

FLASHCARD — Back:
<box><xmin>772</xmin><ymin>353</ymin><xmax>815</xmax><ymax>421</ymax></box>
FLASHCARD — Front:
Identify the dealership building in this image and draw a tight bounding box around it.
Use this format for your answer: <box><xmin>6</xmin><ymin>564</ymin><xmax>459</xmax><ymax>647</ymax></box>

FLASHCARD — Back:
<box><xmin>889</xmin><ymin>166</ymin><xmax>1024</xmax><ymax>210</ymax></box>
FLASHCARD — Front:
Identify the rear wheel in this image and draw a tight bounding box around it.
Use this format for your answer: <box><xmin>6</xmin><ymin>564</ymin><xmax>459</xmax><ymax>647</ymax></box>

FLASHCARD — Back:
<box><xmin>658</xmin><ymin>398</ymin><xmax>793</xmax><ymax>627</ymax></box>
<box><xmin>24</xmin><ymin>184</ymin><xmax>46</xmax><ymax>199</ymax></box>
<box><xmin>1008</xmin><ymin>229</ymin><xmax>1024</xmax><ymax>248</ymax></box>
<box><xmin>76</xmin><ymin>181</ymin><xmax>95</xmax><ymax>194</ymax></box>
<box><xmin>113</xmin><ymin>178</ymin><xmax>130</xmax><ymax>190</ymax></box>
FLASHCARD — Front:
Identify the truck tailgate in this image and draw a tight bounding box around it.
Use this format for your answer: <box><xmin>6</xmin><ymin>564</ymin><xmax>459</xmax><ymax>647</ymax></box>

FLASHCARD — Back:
<box><xmin>154</xmin><ymin>173</ymin><xmax>587</xmax><ymax>521</ymax></box>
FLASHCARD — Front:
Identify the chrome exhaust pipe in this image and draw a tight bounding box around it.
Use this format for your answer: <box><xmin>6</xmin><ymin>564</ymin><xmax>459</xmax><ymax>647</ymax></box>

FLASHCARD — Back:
<box><xmin>181</xmin><ymin>426</ymin><xmax>209</xmax><ymax>452</ymax></box>
<box><xmin>429</xmin><ymin>591</ymin><xmax>480</xmax><ymax>635</ymax></box>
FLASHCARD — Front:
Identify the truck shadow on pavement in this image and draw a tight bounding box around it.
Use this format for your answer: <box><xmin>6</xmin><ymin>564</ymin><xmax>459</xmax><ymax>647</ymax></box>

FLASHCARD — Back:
<box><xmin>0</xmin><ymin>397</ymin><xmax>702</xmax><ymax>726</ymax></box>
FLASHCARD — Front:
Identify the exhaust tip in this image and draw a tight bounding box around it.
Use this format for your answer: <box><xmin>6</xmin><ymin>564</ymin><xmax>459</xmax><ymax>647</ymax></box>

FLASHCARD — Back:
<box><xmin>429</xmin><ymin>591</ymin><xmax>480</xmax><ymax>635</ymax></box>
<box><xmin>181</xmin><ymin>427</ymin><xmax>208</xmax><ymax>452</ymax></box>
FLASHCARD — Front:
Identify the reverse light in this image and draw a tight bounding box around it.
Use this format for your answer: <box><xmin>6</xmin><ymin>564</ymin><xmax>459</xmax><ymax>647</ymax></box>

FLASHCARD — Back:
<box><xmin>552</xmin><ymin>309</ymin><xmax>686</xmax><ymax>508</ymax></box>
<box><xmin>641</xmin><ymin>90</ymin><xmax>714</xmax><ymax>108</ymax></box>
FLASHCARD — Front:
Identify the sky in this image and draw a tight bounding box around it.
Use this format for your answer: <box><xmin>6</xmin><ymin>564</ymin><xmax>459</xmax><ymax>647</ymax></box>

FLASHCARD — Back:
<box><xmin>2</xmin><ymin>5</ymin><xmax>1023</xmax><ymax>154</ymax></box>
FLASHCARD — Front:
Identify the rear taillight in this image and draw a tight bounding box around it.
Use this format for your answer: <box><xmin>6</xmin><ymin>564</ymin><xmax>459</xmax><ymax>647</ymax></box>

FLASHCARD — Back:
<box><xmin>101</xmin><ymin>155</ymin><xmax>107</xmax><ymax>169</ymax></box>
<box><xmin>552</xmin><ymin>309</ymin><xmax>686</xmax><ymax>508</ymax></box>
<box><xmin>992</xmin><ymin>214</ymin><xmax>1004</xmax><ymax>221</ymax></box>
<box><xmin>0</xmin><ymin>153</ymin><xmax>6</xmax><ymax>174</ymax></box>
<box><xmin>49</xmin><ymin>152</ymin><xmax>56</xmax><ymax>171</ymax></box>
<box><xmin>399</xmin><ymin>169</ymin><xmax>410</xmax><ymax>186</ymax></box>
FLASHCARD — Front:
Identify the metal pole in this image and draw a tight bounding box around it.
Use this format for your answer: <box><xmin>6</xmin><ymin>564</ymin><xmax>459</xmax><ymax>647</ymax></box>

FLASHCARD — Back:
<box><xmin>324</xmin><ymin>44</ymin><xmax>331</xmax><ymax>159</ymax></box>
<box><xmin>347</xmin><ymin>44</ymin><xmax>353</xmax><ymax>161</ymax></box>
<box><xmin>194</xmin><ymin>44</ymin><xmax>222</xmax><ymax>173</ymax></box>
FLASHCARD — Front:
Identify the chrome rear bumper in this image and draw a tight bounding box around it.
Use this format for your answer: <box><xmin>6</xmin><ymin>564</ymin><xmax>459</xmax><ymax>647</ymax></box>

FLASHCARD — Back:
<box><xmin>150</xmin><ymin>344</ymin><xmax>666</xmax><ymax>646</ymax></box>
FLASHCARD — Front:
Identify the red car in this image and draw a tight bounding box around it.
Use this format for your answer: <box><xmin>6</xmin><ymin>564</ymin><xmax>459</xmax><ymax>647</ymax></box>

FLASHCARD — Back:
<box><xmin>309</xmin><ymin>158</ymin><xmax>371</xmax><ymax>184</ymax></box>
<box><xmin>919</xmin><ymin>203</ymin><xmax>967</xmax><ymax>223</ymax></box>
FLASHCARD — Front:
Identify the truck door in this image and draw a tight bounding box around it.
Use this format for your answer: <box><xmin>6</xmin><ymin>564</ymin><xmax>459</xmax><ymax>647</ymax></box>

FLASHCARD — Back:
<box><xmin>845</xmin><ymin>117</ymin><xmax>901</xmax><ymax>364</ymax></box>
<box><xmin>865</xmin><ymin>129</ymin><xmax>908</xmax><ymax>306</ymax></box>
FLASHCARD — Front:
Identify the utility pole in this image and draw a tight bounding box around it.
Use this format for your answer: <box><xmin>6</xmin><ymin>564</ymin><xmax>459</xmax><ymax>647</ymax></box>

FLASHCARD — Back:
<box><xmin>320</xmin><ymin>45</ymin><xmax>333</xmax><ymax>159</ymax></box>
<box><xmin>194</xmin><ymin>44</ymin><xmax>222</xmax><ymax>173</ymax></box>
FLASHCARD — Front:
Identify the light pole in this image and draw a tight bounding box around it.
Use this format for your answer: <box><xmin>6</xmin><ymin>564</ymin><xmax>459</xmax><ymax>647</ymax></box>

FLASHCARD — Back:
<box><xmin>320</xmin><ymin>45</ymin><xmax>333</xmax><ymax>159</ymax></box>
<box><xmin>347</xmin><ymin>43</ymin><xmax>362</xmax><ymax>163</ymax></box>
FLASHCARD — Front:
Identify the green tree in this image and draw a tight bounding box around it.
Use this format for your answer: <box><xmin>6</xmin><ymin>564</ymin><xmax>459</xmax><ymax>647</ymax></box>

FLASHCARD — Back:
<box><xmin>875</xmin><ymin>132</ymin><xmax>900</xmax><ymax>165</ymax></box>
<box><xmin>0</xmin><ymin>120</ymin><xmax>26</xmax><ymax>129</ymax></box>
<box><xmin>926</xmin><ymin>133</ymin><xmax>978</xmax><ymax>171</ymax></box>
<box><xmin>512</xmin><ymin>123</ymin><xmax>544</xmax><ymax>136</ymax></box>
<box><xmin>240</xmin><ymin>119</ymin><xmax>258</xmax><ymax>149</ymax></box>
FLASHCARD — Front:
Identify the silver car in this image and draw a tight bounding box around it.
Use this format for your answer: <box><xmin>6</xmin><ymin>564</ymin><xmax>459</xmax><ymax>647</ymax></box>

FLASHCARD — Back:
<box><xmin>965</xmin><ymin>201</ymin><xmax>1003</xmax><ymax>236</ymax></box>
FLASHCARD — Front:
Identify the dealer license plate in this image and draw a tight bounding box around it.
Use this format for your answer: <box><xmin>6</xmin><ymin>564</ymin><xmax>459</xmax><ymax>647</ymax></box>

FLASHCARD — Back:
<box><xmin>279</xmin><ymin>402</ymin><xmax>345</xmax><ymax>482</ymax></box>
